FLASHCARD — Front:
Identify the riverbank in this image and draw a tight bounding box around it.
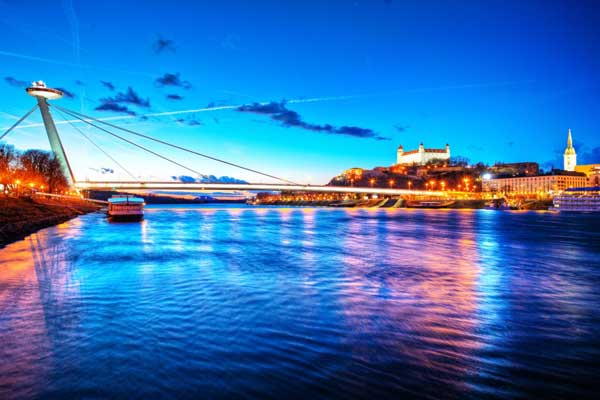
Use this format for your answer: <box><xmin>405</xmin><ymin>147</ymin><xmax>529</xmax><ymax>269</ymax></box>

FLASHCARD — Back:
<box><xmin>0</xmin><ymin>196</ymin><xmax>103</xmax><ymax>248</ymax></box>
<box><xmin>250</xmin><ymin>198</ymin><xmax>552</xmax><ymax>210</ymax></box>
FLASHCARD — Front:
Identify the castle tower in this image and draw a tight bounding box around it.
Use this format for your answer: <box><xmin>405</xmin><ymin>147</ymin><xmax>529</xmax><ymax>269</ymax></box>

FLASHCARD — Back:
<box><xmin>563</xmin><ymin>128</ymin><xmax>576</xmax><ymax>171</ymax></box>
<box><xmin>445</xmin><ymin>143</ymin><xmax>450</xmax><ymax>156</ymax></box>
<box><xmin>396</xmin><ymin>145</ymin><xmax>404</xmax><ymax>164</ymax></box>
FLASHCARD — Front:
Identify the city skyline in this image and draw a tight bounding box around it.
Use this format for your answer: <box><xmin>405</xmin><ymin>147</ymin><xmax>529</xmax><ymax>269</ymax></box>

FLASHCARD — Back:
<box><xmin>1</xmin><ymin>0</ymin><xmax>600</xmax><ymax>184</ymax></box>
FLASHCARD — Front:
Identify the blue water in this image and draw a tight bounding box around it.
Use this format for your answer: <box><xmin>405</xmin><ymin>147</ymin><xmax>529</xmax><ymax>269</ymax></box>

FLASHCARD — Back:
<box><xmin>1</xmin><ymin>206</ymin><xmax>600</xmax><ymax>399</ymax></box>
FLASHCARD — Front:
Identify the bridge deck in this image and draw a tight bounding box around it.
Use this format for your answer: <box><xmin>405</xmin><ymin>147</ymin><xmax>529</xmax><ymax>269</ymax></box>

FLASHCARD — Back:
<box><xmin>74</xmin><ymin>181</ymin><xmax>447</xmax><ymax>196</ymax></box>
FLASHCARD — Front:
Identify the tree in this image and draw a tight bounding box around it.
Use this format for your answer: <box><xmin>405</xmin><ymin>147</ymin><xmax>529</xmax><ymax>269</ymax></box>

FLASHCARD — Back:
<box><xmin>17</xmin><ymin>149</ymin><xmax>69</xmax><ymax>193</ymax></box>
<box><xmin>0</xmin><ymin>143</ymin><xmax>18</xmax><ymax>193</ymax></box>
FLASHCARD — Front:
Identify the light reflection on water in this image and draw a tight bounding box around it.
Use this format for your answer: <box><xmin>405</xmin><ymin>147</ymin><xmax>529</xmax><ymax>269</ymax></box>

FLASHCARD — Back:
<box><xmin>1</xmin><ymin>206</ymin><xmax>600</xmax><ymax>399</ymax></box>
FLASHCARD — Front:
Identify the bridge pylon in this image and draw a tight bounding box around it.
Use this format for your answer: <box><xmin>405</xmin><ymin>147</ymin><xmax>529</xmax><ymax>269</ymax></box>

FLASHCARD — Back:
<box><xmin>26</xmin><ymin>81</ymin><xmax>75</xmax><ymax>186</ymax></box>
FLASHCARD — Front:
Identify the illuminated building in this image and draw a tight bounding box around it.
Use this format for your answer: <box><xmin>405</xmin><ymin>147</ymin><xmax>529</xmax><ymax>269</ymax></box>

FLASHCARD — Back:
<box><xmin>396</xmin><ymin>143</ymin><xmax>450</xmax><ymax>165</ymax></box>
<box><xmin>563</xmin><ymin>128</ymin><xmax>577</xmax><ymax>171</ymax></box>
<box><xmin>575</xmin><ymin>164</ymin><xmax>600</xmax><ymax>186</ymax></box>
<box><xmin>488</xmin><ymin>162</ymin><xmax>539</xmax><ymax>177</ymax></box>
<box><xmin>482</xmin><ymin>172</ymin><xmax>587</xmax><ymax>194</ymax></box>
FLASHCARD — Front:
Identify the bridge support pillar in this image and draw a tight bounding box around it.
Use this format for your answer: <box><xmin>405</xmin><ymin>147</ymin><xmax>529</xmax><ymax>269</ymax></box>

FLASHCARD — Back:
<box><xmin>37</xmin><ymin>98</ymin><xmax>74</xmax><ymax>186</ymax></box>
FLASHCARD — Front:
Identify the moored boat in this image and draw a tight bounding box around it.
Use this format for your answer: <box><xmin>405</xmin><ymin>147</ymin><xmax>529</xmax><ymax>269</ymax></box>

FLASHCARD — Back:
<box><xmin>551</xmin><ymin>187</ymin><xmax>600</xmax><ymax>212</ymax></box>
<box><xmin>405</xmin><ymin>200</ymin><xmax>455</xmax><ymax>209</ymax></box>
<box><xmin>107</xmin><ymin>195</ymin><xmax>145</xmax><ymax>221</ymax></box>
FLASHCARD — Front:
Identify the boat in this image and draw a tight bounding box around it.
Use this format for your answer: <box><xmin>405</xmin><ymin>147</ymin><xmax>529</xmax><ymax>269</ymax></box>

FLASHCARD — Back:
<box><xmin>551</xmin><ymin>187</ymin><xmax>600</xmax><ymax>212</ymax></box>
<box><xmin>405</xmin><ymin>200</ymin><xmax>455</xmax><ymax>208</ymax></box>
<box><xmin>485</xmin><ymin>199</ymin><xmax>515</xmax><ymax>210</ymax></box>
<box><xmin>107</xmin><ymin>195</ymin><xmax>145</xmax><ymax>221</ymax></box>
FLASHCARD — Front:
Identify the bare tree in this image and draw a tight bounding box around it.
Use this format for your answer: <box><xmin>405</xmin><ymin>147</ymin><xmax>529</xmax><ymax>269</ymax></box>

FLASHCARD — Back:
<box><xmin>0</xmin><ymin>143</ymin><xmax>18</xmax><ymax>194</ymax></box>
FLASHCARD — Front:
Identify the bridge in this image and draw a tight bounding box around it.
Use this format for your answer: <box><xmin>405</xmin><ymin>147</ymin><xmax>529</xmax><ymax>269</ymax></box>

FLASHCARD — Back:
<box><xmin>2</xmin><ymin>81</ymin><xmax>446</xmax><ymax>198</ymax></box>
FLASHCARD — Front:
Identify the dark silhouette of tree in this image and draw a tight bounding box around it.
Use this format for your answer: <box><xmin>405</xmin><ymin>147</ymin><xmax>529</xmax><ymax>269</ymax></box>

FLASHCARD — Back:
<box><xmin>1</xmin><ymin>146</ymin><xmax>69</xmax><ymax>195</ymax></box>
<box><xmin>18</xmin><ymin>150</ymin><xmax>69</xmax><ymax>193</ymax></box>
<box><xmin>0</xmin><ymin>143</ymin><xmax>18</xmax><ymax>193</ymax></box>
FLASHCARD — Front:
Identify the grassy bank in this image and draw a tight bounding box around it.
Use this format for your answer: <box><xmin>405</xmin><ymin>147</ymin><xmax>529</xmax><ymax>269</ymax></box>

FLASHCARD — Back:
<box><xmin>0</xmin><ymin>196</ymin><xmax>102</xmax><ymax>248</ymax></box>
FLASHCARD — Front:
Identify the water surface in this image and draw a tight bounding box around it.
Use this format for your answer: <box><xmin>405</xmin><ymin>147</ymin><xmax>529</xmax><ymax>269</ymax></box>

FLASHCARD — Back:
<box><xmin>1</xmin><ymin>206</ymin><xmax>600</xmax><ymax>399</ymax></box>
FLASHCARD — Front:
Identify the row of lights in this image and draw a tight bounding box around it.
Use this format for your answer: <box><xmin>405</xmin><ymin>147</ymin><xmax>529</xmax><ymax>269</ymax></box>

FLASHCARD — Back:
<box><xmin>9</xmin><ymin>180</ymin><xmax>45</xmax><ymax>190</ymax></box>
<box><xmin>357</xmin><ymin>177</ymin><xmax>476</xmax><ymax>191</ymax></box>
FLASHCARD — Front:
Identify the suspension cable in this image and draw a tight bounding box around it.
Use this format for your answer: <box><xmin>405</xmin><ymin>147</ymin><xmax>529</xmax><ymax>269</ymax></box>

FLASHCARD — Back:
<box><xmin>0</xmin><ymin>105</ymin><xmax>39</xmax><ymax>141</ymax></box>
<box><xmin>54</xmin><ymin>108</ymin><xmax>138</xmax><ymax>180</ymax></box>
<box><xmin>53</xmin><ymin>104</ymin><xmax>299</xmax><ymax>185</ymax></box>
<box><xmin>57</xmin><ymin>106</ymin><xmax>207</xmax><ymax>178</ymax></box>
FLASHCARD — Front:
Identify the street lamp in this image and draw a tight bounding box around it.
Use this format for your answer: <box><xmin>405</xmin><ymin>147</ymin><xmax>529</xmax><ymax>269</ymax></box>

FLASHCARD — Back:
<box><xmin>430</xmin><ymin>180</ymin><xmax>436</xmax><ymax>190</ymax></box>
<box><xmin>441</xmin><ymin>181</ymin><xmax>446</xmax><ymax>191</ymax></box>
<box><xmin>408</xmin><ymin>181</ymin><xmax>412</xmax><ymax>190</ymax></box>
<box><xmin>370</xmin><ymin>178</ymin><xmax>375</xmax><ymax>187</ymax></box>
<box><xmin>389</xmin><ymin>179</ymin><xmax>395</xmax><ymax>188</ymax></box>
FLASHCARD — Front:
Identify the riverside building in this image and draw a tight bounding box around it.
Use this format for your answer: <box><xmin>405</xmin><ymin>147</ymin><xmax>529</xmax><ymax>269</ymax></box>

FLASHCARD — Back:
<box><xmin>482</xmin><ymin>171</ymin><xmax>587</xmax><ymax>194</ymax></box>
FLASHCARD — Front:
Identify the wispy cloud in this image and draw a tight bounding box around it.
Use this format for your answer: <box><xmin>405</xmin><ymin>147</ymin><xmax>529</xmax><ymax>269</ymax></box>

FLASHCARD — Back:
<box><xmin>153</xmin><ymin>36</ymin><xmax>176</xmax><ymax>54</ymax></box>
<box><xmin>220</xmin><ymin>34</ymin><xmax>241</xmax><ymax>51</ymax></box>
<box><xmin>394</xmin><ymin>124</ymin><xmax>408</xmax><ymax>133</ymax></box>
<box><xmin>166</xmin><ymin>94</ymin><xmax>183</xmax><ymax>101</ymax></box>
<box><xmin>155</xmin><ymin>72</ymin><xmax>192</xmax><ymax>89</ymax></box>
<box><xmin>7</xmin><ymin>81</ymin><xmax>529</xmax><ymax>130</ymax></box>
<box><xmin>0</xmin><ymin>50</ymin><xmax>155</xmax><ymax>77</ymax></box>
<box><xmin>237</xmin><ymin>101</ymin><xmax>387</xmax><ymax>140</ymax></box>
<box><xmin>100</xmin><ymin>80</ymin><xmax>115</xmax><ymax>91</ymax></box>
<box><xmin>173</xmin><ymin>175</ymin><xmax>248</xmax><ymax>184</ymax></box>
<box><xmin>4</xmin><ymin>76</ymin><xmax>27</xmax><ymax>87</ymax></box>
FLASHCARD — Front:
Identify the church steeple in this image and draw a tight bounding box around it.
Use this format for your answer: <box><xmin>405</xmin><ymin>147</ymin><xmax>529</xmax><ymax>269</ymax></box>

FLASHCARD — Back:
<box><xmin>563</xmin><ymin>128</ymin><xmax>577</xmax><ymax>171</ymax></box>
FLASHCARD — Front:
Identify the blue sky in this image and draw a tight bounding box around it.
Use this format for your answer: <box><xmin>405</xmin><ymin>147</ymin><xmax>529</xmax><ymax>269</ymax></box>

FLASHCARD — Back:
<box><xmin>1</xmin><ymin>0</ymin><xmax>599</xmax><ymax>184</ymax></box>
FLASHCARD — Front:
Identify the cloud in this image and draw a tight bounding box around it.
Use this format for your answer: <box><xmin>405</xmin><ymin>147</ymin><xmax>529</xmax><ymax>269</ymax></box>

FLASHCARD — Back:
<box><xmin>394</xmin><ymin>124</ymin><xmax>408</xmax><ymax>132</ymax></box>
<box><xmin>507</xmin><ymin>141</ymin><xmax>515</xmax><ymax>147</ymax></box>
<box><xmin>175</xmin><ymin>116</ymin><xmax>202</xmax><ymax>126</ymax></box>
<box><xmin>100</xmin><ymin>87</ymin><xmax>150</xmax><ymax>108</ymax></box>
<box><xmin>95</xmin><ymin>102</ymin><xmax>136</xmax><ymax>115</ymax></box>
<box><xmin>155</xmin><ymin>72</ymin><xmax>192</xmax><ymax>89</ymax></box>
<box><xmin>220</xmin><ymin>34</ymin><xmax>241</xmax><ymax>51</ymax></box>
<box><xmin>56</xmin><ymin>87</ymin><xmax>76</xmax><ymax>99</ymax></box>
<box><xmin>75</xmin><ymin>80</ymin><xmax>84</xmax><ymax>86</ymax></box>
<box><xmin>578</xmin><ymin>146</ymin><xmax>600</xmax><ymax>164</ymax></box>
<box><xmin>166</xmin><ymin>94</ymin><xmax>183</xmax><ymax>100</ymax></box>
<box><xmin>153</xmin><ymin>36</ymin><xmax>176</xmax><ymax>54</ymax></box>
<box><xmin>4</xmin><ymin>76</ymin><xmax>27</xmax><ymax>87</ymax></box>
<box><xmin>100</xmin><ymin>80</ymin><xmax>115</xmax><ymax>91</ymax></box>
<box><xmin>172</xmin><ymin>175</ymin><xmax>248</xmax><ymax>184</ymax></box>
<box><xmin>237</xmin><ymin>101</ymin><xmax>387</xmax><ymax>140</ymax></box>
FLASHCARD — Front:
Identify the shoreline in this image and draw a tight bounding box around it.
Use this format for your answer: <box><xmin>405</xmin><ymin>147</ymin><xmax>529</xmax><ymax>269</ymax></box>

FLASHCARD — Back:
<box><xmin>0</xmin><ymin>196</ymin><xmax>103</xmax><ymax>249</ymax></box>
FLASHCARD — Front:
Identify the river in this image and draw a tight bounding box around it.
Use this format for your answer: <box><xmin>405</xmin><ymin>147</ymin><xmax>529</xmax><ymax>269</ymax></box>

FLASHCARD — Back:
<box><xmin>1</xmin><ymin>205</ymin><xmax>599</xmax><ymax>399</ymax></box>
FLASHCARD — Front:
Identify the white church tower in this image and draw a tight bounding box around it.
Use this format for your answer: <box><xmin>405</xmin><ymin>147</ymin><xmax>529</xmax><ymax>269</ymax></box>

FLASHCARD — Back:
<box><xmin>563</xmin><ymin>128</ymin><xmax>576</xmax><ymax>171</ymax></box>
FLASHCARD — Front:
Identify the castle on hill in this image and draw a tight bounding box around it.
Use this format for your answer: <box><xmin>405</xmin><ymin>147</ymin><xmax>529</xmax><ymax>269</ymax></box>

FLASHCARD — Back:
<box><xmin>396</xmin><ymin>143</ymin><xmax>450</xmax><ymax>165</ymax></box>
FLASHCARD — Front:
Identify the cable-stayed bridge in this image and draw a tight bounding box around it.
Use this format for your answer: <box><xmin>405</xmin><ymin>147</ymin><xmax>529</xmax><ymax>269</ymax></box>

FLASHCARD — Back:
<box><xmin>2</xmin><ymin>81</ymin><xmax>446</xmax><ymax>198</ymax></box>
